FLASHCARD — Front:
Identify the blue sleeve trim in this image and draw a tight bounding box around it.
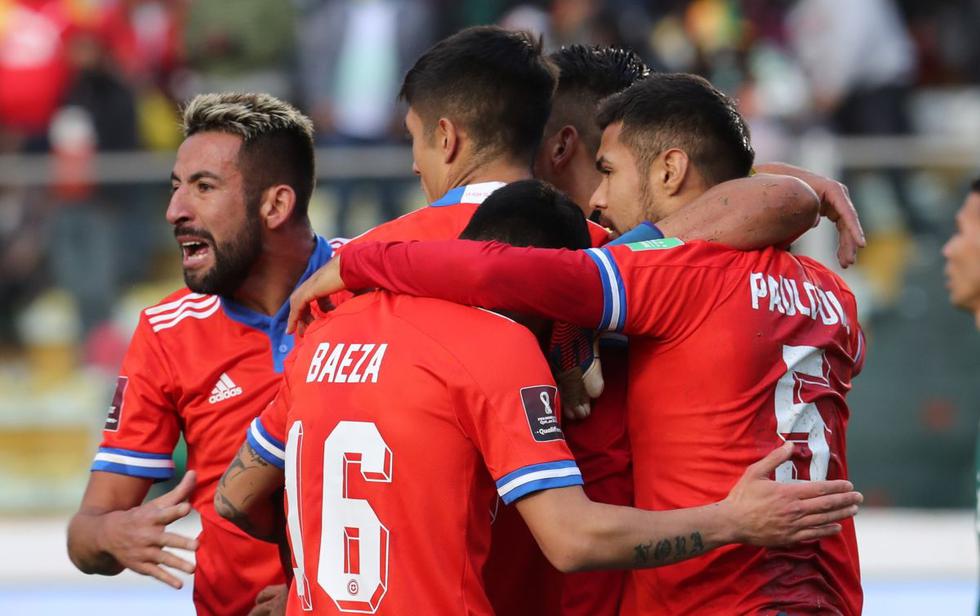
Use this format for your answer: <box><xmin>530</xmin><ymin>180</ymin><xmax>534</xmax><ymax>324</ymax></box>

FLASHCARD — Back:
<box><xmin>585</xmin><ymin>249</ymin><xmax>614</xmax><ymax>331</ymax></box>
<box><xmin>253</xmin><ymin>417</ymin><xmax>285</xmax><ymax>450</ymax></box>
<box><xmin>495</xmin><ymin>459</ymin><xmax>582</xmax><ymax>504</ymax></box>
<box><xmin>501</xmin><ymin>475</ymin><xmax>585</xmax><ymax>504</ymax></box>
<box><xmin>247</xmin><ymin>418</ymin><xmax>286</xmax><ymax>469</ymax></box>
<box><xmin>95</xmin><ymin>447</ymin><xmax>171</xmax><ymax>459</ymax></box>
<box><xmin>90</xmin><ymin>461</ymin><xmax>174</xmax><ymax>481</ymax></box>
<box><xmin>584</xmin><ymin>248</ymin><xmax>627</xmax><ymax>332</ymax></box>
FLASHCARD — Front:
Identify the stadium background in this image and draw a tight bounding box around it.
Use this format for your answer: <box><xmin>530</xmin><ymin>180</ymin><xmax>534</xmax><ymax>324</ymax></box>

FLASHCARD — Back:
<box><xmin>0</xmin><ymin>0</ymin><xmax>977</xmax><ymax>613</ymax></box>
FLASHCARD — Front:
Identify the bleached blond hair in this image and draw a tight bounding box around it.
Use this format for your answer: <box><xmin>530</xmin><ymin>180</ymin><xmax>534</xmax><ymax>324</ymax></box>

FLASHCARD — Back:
<box><xmin>182</xmin><ymin>92</ymin><xmax>313</xmax><ymax>141</ymax></box>
<box><xmin>180</xmin><ymin>92</ymin><xmax>317</xmax><ymax>220</ymax></box>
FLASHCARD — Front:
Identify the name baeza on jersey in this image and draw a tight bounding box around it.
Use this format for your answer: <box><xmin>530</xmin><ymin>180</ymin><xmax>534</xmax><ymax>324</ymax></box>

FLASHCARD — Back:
<box><xmin>305</xmin><ymin>342</ymin><xmax>388</xmax><ymax>384</ymax></box>
<box><xmin>749</xmin><ymin>272</ymin><xmax>851</xmax><ymax>332</ymax></box>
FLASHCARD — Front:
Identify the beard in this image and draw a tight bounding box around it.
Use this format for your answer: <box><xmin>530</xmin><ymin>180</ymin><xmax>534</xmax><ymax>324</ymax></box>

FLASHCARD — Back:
<box><xmin>180</xmin><ymin>196</ymin><xmax>263</xmax><ymax>297</ymax></box>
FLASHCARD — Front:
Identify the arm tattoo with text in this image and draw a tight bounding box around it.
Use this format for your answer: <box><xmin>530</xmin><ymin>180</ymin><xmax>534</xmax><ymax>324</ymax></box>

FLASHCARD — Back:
<box><xmin>633</xmin><ymin>531</ymin><xmax>705</xmax><ymax>567</ymax></box>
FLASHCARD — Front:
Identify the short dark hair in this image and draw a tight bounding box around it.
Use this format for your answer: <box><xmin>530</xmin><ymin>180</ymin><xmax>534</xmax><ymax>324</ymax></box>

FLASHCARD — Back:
<box><xmin>460</xmin><ymin>180</ymin><xmax>591</xmax><ymax>250</ymax></box>
<box><xmin>183</xmin><ymin>92</ymin><xmax>315</xmax><ymax>221</ymax></box>
<box><xmin>596</xmin><ymin>73</ymin><xmax>754</xmax><ymax>186</ymax></box>
<box><xmin>548</xmin><ymin>45</ymin><xmax>650</xmax><ymax>152</ymax></box>
<box><xmin>399</xmin><ymin>26</ymin><xmax>558</xmax><ymax>165</ymax></box>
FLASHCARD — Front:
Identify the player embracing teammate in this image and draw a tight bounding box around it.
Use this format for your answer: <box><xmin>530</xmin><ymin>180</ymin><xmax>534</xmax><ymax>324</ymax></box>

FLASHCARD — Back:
<box><xmin>290</xmin><ymin>71</ymin><xmax>867</xmax><ymax>615</ymax></box>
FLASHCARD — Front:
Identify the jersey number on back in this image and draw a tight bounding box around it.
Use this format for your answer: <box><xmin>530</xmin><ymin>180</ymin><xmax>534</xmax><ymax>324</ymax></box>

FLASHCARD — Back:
<box><xmin>774</xmin><ymin>345</ymin><xmax>832</xmax><ymax>482</ymax></box>
<box><xmin>285</xmin><ymin>420</ymin><xmax>393</xmax><ymax>613</ymax></box>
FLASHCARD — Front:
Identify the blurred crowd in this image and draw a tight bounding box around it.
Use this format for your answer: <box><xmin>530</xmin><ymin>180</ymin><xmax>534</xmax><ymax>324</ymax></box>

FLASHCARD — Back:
<box><xmin>2</xmin><ymin>0</ymin><xmax>980</xmax><ymax>352</ymax></box>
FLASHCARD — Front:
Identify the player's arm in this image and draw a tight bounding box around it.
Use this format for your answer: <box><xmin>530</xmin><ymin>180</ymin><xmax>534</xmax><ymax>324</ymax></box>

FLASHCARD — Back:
<box><xmin>752</xmin><ymin>162</ymin><xmax>865</xmax><ymax>266</ymax></box>
<box><xmin>214</xmin><ymin>440</ymin><xmax>286</xmax><ymax>543</ymax></box>
<box><xmin>657</xmin><ymin>174</ymin><xmax>818</xmax><ymax>249</ymax></box>
<box><xmin>67</xmin><ymin>470</ymin><xmax>198</xmax><ymax>589</ymax></box>
<box><xmin>68</xmin><ymin>318</ymin><xmax>196</xmax><ymax>589</ymax></box>
<box><xmin>287</xmin><ymin>243</ymin><xmax>604</xmax><ymax>336</ymax></box>
<box><xmin>515</xmin><ymin>443</ymin><xmax>861</xmax><ymax>572</ymax></box>
<box><xmin>656</xmin><ymin>166</ymin><xmax>865</xmax><ymax>268</ymax></box>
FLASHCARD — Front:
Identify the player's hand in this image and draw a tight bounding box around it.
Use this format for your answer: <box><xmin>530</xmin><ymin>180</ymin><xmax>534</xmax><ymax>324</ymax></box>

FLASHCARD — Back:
<box><xmin>248</xmin><ymin>583</ymin><xmax>288</xmax><ymax>616</ymax></box>
<box><xmin>98</xmin><ymin>471</ymin><xmax>199</xmax><ymax>589</ymax></box>
<box><xmin>555</xmin><ymin>366</ymin><xmax>592</xmax><ymax>420</ymax></box>
<box><xmin>287</xmin><ymin>256</ymin><xmax>345</xmax><ymax>337</ymax></box>
<box><xmin>721</xmin><ymin>443</ymin><xmax>862</xmax><ymax>547</ymax></box>
<box><xmin>756</xmin><ymin>162</ymin><xmax>866</xmax><ymax>268</ymax></box>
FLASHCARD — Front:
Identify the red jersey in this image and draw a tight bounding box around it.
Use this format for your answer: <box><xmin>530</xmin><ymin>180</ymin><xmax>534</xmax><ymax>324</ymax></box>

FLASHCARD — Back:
<box><xmin>249</xmin><ymin>291</ymin><xmax>584</xmax><ymax>615</ymax></box>
<box><xmin>337</xmin><ymin>237</ymin><xmax>866</xmax><ymax>616</ymax></box>
<box><xmin>336</xmin><ymin>182</ymin><xmax>618</xmax><ymax>616</ymax></box>
<box><xmin>90</xmin><ymin>236</ymin><xmax>334</xmax><ymax>616</ymax></box>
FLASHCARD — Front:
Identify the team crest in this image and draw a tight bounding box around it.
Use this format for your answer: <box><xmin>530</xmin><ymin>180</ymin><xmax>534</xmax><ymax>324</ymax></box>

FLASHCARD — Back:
<box><xmin>104</xmin><ymin>376</ymin><xmax>128</xmax><ymax>432</ymax></box>
<box><xmin>520</xmin><ymin>385</ymin><xmax>564</xmax><ymax>442</ymax></box>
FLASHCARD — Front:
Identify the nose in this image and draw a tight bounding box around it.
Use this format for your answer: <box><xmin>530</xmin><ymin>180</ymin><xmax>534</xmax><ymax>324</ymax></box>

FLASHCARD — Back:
<box><xmin>589</xmin><ymin>178</ymin><xmax>607</xmax><ymax>214</ymax></box>
<box><xmin>412</xmin><ymin>160</ymin><xmax>421</xmax><ymax>177</ymax></box>
<box><xmin>941</xmin><ymin>236</ymin><xmax>954</xmax><ymax>258</ymax></box>
<box><xmin>165</xmin><ymin>184</ymin><xmax>191</xmax><ymax>227</ymax></box>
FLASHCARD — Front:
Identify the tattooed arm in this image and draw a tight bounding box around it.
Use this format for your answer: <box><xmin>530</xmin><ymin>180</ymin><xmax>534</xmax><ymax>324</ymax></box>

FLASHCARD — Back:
<box><xmin>513</xmin><ymin>443</ymin><xmax>862</xmax><ymax>572</ymax></box>
<box><xmin>214</xmin><ymin>441</ymin><xmax>286</xmax><ymax>543</ymax></box>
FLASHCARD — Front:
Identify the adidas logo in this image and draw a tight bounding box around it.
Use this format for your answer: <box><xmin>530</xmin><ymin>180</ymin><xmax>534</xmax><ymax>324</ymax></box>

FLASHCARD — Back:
<box><xmin>209</xmin><ymin>373</ymin><xmax>243</xmax><ymax>404</ymax></box>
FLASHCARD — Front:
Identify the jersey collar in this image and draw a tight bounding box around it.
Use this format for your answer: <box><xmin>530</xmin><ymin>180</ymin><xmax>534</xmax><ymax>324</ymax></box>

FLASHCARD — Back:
<box><xmin>608</xmin><ymin>221</ymin><xmax>665</xmax><ymax>246</ymax></box>
<box><xmin>429</xmin><ymin>181</ymin><xmax>507</xmax><ymax>207</ymax></box>
<box><xmin>221</xmin><ymin>235</ymin><xmax>334</xmax><ymax>372</ymax></box>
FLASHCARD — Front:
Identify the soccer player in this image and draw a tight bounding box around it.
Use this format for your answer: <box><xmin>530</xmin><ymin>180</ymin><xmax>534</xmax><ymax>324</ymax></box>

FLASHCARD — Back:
<box><xmin>215</xmin><ymin>180</ymin><xmax>861</xmax><ymax>616</ymax></box>
<box><xmin>944</xmin><ymin>178</ymin><xmax>980</xmax><ymax>329</ymax></box>
<box><xmin>67</xmin><ymin>93</ymin><xmax>333</xmax><ymax>616</ymax></box>
<box><xmin>325</xmin><ymin>30</ymin><xmax>855</xmax><ymax>616</ymax></box>
<box><xmin>288</xmin><ymin>74</ymin><xmax>867</xmax><ymax>615</ymax></box>
<box><xmin>941</xmin><ymin>177</ymin><xmax>980</xmax><ymax>616</ymax></box>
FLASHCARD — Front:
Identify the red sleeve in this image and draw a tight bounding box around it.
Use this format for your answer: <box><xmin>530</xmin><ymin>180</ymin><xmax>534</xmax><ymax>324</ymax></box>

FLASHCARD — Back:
<box><xmin>339</xmin><ymin>239</ymin><xmax>605</xmax><ymax>329</ymax></box>
<box><xmin>248</xmin><ymin>356</ymin><xmax>298</xmax><ymax>470</ymax></box>
<box><xmin>91</xmin><ymin>316</ymin><xmax>181</xmax><ymax>481</ymax></box>
<box><xmin>451</xmin><ymin>321</ymin><xmax>583</xmax><ymax>505</ymax></box>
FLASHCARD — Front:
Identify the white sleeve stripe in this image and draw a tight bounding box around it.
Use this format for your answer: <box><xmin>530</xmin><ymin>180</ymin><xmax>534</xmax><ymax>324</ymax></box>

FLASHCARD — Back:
<box><xmin>250</xmin><ymin>421</ymin><xmax>286</xmax><ymax>461</ymax></box>
<box><xmin>92</xmin><ymin>452</ymin><xmax>174</xmax><ymax>469</ymax></box>
<box><xmin>143</xmin><ymin>293</ymin><xmax>208</xmax><ymax>315</ymax></box>
<box><xmin>148</xmin><ymin>296</ymin><xmax>219</xmax><ymax>324</ymax></box>
<box><xmin>587</xmin><ymin>248</ymin><xmax>623</xmax><ymax>330</ymax></box>
<box><xmin>497</xmin><ymin>467</ymin><xmax>582</xmax><ymax>499</ymax></box>
<box><xmin>151</xmin><ymin>301</ymin><xmax>222</xmax><ymax>332</ymax></box>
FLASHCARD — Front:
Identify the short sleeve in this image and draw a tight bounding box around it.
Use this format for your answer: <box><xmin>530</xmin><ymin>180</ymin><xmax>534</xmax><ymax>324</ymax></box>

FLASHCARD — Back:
<box><xmin>91</xmin><ymin>317</ymin><xmax>180</xmax><ymax>481</ymax></box>
<box><xmin>585</xmin><ymin>239</ymin><xmax>732</xmax><ymax>340</ymax></box>
<box><xmin>248</xmin><ymin>378</ymin><xmax>289</xmax><ymax>470</ymax></box>
<box><xmin>452</xmin><ymin>324</ymin><xmax>583</xmax><ymax>505</ymax></box>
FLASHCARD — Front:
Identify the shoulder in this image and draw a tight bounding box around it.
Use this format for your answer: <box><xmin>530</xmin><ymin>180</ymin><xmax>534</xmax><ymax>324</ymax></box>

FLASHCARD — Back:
<box><xmin>138</xmin><ymin>288</ymin><xmax>222</xmax><ymax>336</ymax></box>
<box><xmin>345</xmin><ymin>204</ymin><xmax>476</xmax><ymax>245</ymax></box>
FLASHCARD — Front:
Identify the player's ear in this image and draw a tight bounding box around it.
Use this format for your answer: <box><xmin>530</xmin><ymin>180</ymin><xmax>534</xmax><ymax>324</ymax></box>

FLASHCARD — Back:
<box><xmin>661</xmin><ymin>148</ymin><xmax>691</xmax><ymax>197</ymax></box>
<box><xmin>260</xmin><ymin>184</ymin><xmax>297</xmax><ymax>230</ymax></box>
<box><xmin>437</xmin><ymin>117</ymin><xmax>460</xmax><ymax>164</ymax></box>
<box><xmin>549</xmin><ymin>125</ymin><xmax>578</xmax><ymax>172</ymax></box>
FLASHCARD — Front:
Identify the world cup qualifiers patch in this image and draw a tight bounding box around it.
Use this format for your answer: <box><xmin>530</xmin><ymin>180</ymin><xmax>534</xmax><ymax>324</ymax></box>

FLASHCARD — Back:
<box><xmin>520</xmin><ymin>385</ymin><xmax>564</xmax><ymax>442</ymax></box>
<box><xmin>104</xmin><ymin>376</ymin><xmax>128</xmax><ymax>432</ymax></box>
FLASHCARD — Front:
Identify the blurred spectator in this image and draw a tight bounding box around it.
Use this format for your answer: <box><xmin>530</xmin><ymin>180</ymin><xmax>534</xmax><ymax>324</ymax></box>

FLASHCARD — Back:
<box><xmin>499</xmin><ymin>0</ymin><xmax>624</xmax><ymax>51</ymax></box>
<box><xmin>47</xmin><ymin>30</ymin><xmax>138</xmax><ymax>338</ymax></box>
<box><xmin>0</xmin><ymin>0</ymin><xmax>75</xmax><ymax>152</ymax></box>
<box><xmin>298</xmin><ymin>0</ymin><xmax>435</xmax><ymax>236</ymax></box>
<box><xmin>787</xmin><ymin>0</ymin><xmax>931</xmax><ymax>235</ymax></box>
<box><xmin>182</xmin><ymin>0</ymin><xmax>295</xmax><ymax>99</ymax></box>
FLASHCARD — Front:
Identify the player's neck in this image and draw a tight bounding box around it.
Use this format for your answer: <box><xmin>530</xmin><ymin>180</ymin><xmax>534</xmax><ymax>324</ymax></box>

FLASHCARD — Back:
<box><xmin>448</xmin><ymin>157</ymin><xmax>532</xmax><ymax>191</ymax></box>
<box><xmin>231</xmin><ymin>226</ymin><xmax>316</xmax><ymax>316</ymax></box>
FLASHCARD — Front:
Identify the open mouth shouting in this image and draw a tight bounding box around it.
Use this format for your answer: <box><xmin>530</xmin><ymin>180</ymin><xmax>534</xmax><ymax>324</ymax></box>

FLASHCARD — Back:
<box><xmin>175</xmin><ymin>230</ymin><xmax>215</xmax><ymax>271</ymax></box>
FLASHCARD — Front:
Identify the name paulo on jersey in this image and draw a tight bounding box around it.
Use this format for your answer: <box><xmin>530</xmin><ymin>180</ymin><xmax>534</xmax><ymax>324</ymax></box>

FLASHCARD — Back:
<box><xmin>306</xmin><ymin>342</ymin><xmax>388</xmax><ymax>384</ymax></box>
<box><xmin>748</xmin><ymin>272</ymin><xmax>851</xmax><ymax>333</ymax></box>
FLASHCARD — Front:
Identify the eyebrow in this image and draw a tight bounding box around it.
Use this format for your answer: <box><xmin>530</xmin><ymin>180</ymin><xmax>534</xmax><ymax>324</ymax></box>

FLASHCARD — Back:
<box><xmin>171</xmin><ymin>171</ymin><xmax>223</xmax><ymax>184</ymax></box>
